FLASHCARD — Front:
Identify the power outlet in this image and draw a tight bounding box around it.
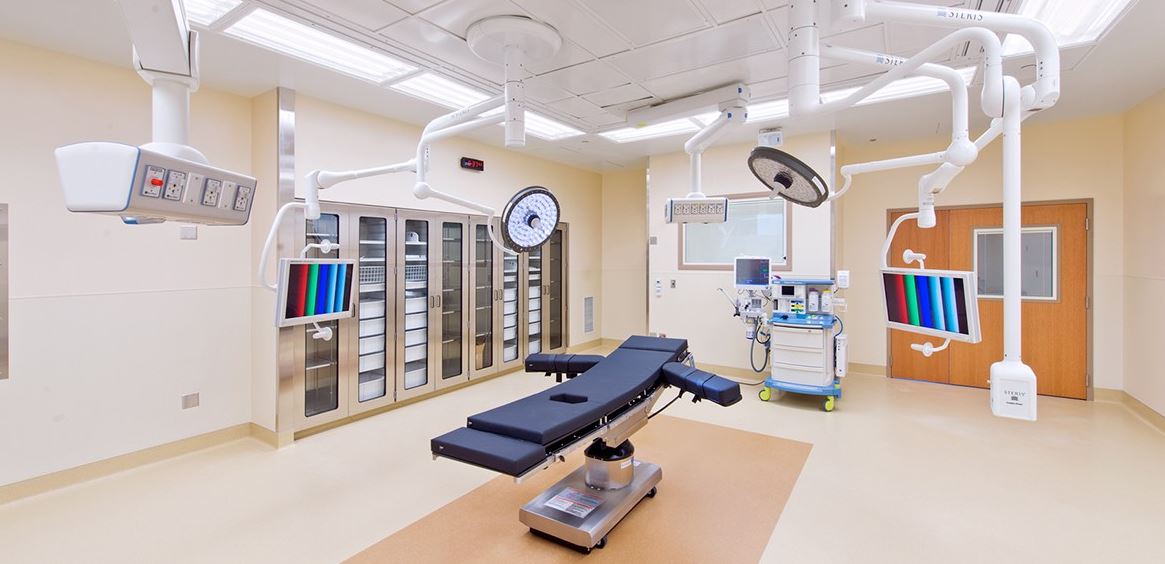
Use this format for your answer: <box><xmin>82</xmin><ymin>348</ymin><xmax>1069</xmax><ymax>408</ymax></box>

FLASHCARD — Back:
<box><xmin>163</xmin><ymin>170</ymin><xmax>186</xmax><ymax>201</ymax></box>
<box><xmin>181</xmin><ymin>393</ymin><xmax>200</xmax><ymax>409</ymax></box>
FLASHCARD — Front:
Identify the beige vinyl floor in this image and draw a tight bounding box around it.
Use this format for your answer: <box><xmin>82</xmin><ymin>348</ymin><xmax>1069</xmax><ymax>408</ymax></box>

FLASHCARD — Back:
<box><xmin>2</xmin><ymin>344</ymin><xmax>1164</xmax><ymax>563</ymax></box>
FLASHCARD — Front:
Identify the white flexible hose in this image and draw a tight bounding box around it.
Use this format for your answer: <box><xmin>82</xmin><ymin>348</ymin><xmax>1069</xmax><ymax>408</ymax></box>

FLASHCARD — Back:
<box><xmin>258</xmin><ymin>201</ymin><xmax>306</xmax><ymax>291</ymax></box>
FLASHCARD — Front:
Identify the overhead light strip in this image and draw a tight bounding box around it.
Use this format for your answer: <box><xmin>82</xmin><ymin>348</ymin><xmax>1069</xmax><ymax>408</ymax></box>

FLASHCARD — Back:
<box><xmin>224</xmin><ymin>8</ymin><xmax>416</xmax><ymax>83</ymax></box>
<box><xmin>1001</xmin><ymin>0</ymin><xmax>1136</xmax><ymax>56</ymax></box>
<box><xmin>184</xmin><ymin>0</ymin><xmax>242</xmax><ymax>27</ymax></box>
<box><xmin>390</xmin><ymin>72</ymin><xmax>491</xmax><ymax>110</ymax></box>
<box><xmin>599</xmin><ymin>118</ymin><xmax>700</xmax><ymax>143</ymax></box>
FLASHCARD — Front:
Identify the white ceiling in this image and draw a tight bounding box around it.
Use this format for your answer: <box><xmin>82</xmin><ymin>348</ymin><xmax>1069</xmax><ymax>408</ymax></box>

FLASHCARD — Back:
<box><xmin>1</xmin><ymin>0</ymin><xmax>1163</xmax><ymax>172</ymax></box>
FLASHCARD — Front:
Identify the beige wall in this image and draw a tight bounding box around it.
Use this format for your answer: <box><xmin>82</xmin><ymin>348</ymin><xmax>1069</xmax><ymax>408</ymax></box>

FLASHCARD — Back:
<box><xmin>837</xmin><ymin>115</ymin><xmax>1126</xmax><ymax>390</ymax></box>
<box><xmin>600</xmin><ymin>169</ymin><xmax>648</xmax><ymax>340</ymax></box>
<box><xmin>290</xmin><ymin>95</ymin><xmax>604</xmax><ymax>348</ymax></box>
<box><xmin>1122</xmin><ymin>90</ymin><xmax>1165</xmax><ymax>415</ymax></box>
<box><xmin>648</xmin><ymin>133</ymin><xmax>835</xmax><ymax>369</ymax></box>
<box><xmin>0</xmin><ymin>40</ymin><xmax>255</xmax><ymax>485</ymax></box>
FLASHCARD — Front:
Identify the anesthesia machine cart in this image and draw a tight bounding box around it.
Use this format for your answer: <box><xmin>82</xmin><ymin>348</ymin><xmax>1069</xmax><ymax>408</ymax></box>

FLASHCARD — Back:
<box><xmin>761</xmin><ymin>278</ymin><xmax>848</xmax><ymax>412</ymax></box>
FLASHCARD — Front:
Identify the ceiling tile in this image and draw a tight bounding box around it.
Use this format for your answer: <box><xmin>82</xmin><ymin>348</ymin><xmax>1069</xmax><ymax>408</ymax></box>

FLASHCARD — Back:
<box><xmin>583</xmin><ymin>83</ymin><xmax>653</xmax><ymax>107</ymax></box>
<box><xmin>418</xmin><ymin>0</ymin><xmax>527</xmax><ymax>38</ymax></box>
<box><xmin>548</xmin><ymin>96</ymin><xmax>608</xmax><ymax>119</ymax></box>
<box><xmin>608</xmin><ymin>15</ymin><xmax>779</xmax><ymax>83</ymax></box>
<box><xmin>524</xmin><ymin>39</ymin><xmax>594</xmax><ymax>75</ymax></box>
<box><xmin>380</xmin><ymin>18</ymin><xmax>504</xmax><ymax>83</ymax></box>
<box><xmin>511</xmin><ymin>0</ymin><xmax>631</xmax><ymax>57</ymax></box>
<box><xmin>760</xmin><ymin>0</ymin><xmax>788</xmax><ymax>8</ymax></box>
<box><xmin>747</xmin><ymin>76</ymin><xmax>789</xmax><ymax>100</ymax></box>
<box><xmin>764</xmin><ymin>6</ymin><xmax>789</xmax><ymax>45</ymax></box>
<box><xmin>579</xmin><ymin>0</ymin><xmax>710</xmax><ymax>47</ymax></box>
<box><xmin>825</xmin><ymin>24</ymin><xmax>886</xmax><ymax>53</ymax></box>
<box><xmin>523</xmin><ymin>78</ymin><xmax>575</xmax><ymax>103</ymax></box>
<box><xmin>639</xmin><ymin>49</ymin><xmax>787</xmax><ymax>100</ymax></box>
<box><xmin>820</xmin><ymin>63</ymin><xmax>883</xmax><ymax>88</ymax></box>
<box><xmin>311</xmin><ymin>0</ymin><xmax>409</xmax><ymax>31</ymax></box>
<box><xmin>526</xmin><ymin>59</ymin><xmax>631</xmax><ymax>95</ymax></box>
<box><xmin>885</xmin><ymin>22</ymin><xmax>956</xmax><ymax>56</ymax></box>
<box><xmin>694</xmin><ymin>0</ymin><xmax>764</xmax><ymax>24</ymax></box>
<box><xmin>385</xmin><ymin>0</ymin><xmax>444</xmax><ymax>14</ymax></box>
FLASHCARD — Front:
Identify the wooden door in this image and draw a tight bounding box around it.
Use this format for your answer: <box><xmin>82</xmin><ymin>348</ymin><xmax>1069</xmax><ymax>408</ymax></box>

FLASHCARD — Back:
<box><xmin>889</xmin><ymin>202</ymin><xmax>1089</xmax><ymax>399</ymax></box>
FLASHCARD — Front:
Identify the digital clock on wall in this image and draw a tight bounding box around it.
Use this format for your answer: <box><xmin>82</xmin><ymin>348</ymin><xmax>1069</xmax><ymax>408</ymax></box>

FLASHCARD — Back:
<box><xmin>460</xmin><ymin>157</ymin><xmax>485</xmax><ymax>172</ymax></box>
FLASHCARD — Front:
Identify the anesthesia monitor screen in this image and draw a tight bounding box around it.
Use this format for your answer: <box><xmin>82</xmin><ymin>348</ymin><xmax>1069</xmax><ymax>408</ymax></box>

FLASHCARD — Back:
<box><xmin>734</xmin><ymin>257</ymin><xmax>771</xmax><ymax>290</ymax></box>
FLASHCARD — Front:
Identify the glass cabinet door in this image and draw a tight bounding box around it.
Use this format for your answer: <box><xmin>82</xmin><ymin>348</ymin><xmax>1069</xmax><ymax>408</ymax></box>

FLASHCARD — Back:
<box><xmin>526</xmin><ymin>246</ymin><xmax>543</xmax><ymax>355</ymax></box>
<box><xmin>439</xmin><ymin>220</ymin><xmax>465</xmax><ymax>384</ymax></box>
<box><xmin>546</xmin><ymin>228</ymin><xmax>565</xmax><ymax>351</ymax></box>
<box><xmin>401</xmin><ymin>218</ymin><xmax>430</xmax><ymax>395</ymax></box>
<box><xmin>502</xmin><ymin>252</ymin><xmax>520</xmax><ymax>364</ymax></box>
<box><xmin>305</xmin><ymin>213</ymin><xmax>341</xmax><ymax>418</ymax></box>
<box><xmin>357</xmin><ymin>217</ymin><xmax>388</xmax><ymax>403</ymax></box>
<box><xmin>472</xmin><ymin>224</ymin><xmax>495</xmax><ymax>375</ymax></box>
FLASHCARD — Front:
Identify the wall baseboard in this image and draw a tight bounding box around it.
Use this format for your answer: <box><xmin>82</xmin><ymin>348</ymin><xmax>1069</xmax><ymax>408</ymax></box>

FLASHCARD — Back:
<box><xmin>849</xmin><ymin>363</ymin><xmax>887</xmax><ymax>376</ymax></box>
<box><xmin>567</xmin><ymin>338</ymin><xmax>610</xmax><ymax>352</ymax></box>
<box><xmin>0</xmin><ymin>423</ymin><xmax>258</xmax><ymax>506</ymax></box>
<box><xmin>1096</xmin><ymin>388</ymin><xmax>1165</xmax><ymax>435</ymax></box>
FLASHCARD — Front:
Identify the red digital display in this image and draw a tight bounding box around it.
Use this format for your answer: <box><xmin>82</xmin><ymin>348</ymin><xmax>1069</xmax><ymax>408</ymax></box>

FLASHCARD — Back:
<box><xmin>460</xmin><ymin>157</ymin><xmax>485</xmax><ymax>172</ymax></box>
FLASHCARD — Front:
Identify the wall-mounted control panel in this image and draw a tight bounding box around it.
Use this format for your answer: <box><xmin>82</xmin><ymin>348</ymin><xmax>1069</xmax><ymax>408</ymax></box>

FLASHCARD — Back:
<box><xmin>56</xmin><ymin>142</ymin><xmax>256</xmax><ymax>226</ymax></box>
<box><xmin>664</xmin><ymin>196</ymin><xmax>729</xmax><ymax>224</ymax></box>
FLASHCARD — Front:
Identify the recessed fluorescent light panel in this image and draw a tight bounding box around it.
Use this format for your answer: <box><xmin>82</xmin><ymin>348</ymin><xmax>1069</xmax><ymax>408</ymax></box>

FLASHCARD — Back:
<box><xmin>391</xmin><ymin>73</ymin><xmax>490</xmax><ymax>109</ymax></box>
<box><xmin>525</xmin><ymin>113</ymin><xmax>585</xmax><ymax>141</ymax></box>
<box><xmin>1001</xmin><ymin>0</ymin><xmax>1136</xmax><ymax>56</ymax></box>
<box><xmin>225</xmin><ymin>9</ymin><xmax>416</xmax><ymax>83</ymax></box>
<box><xmin>599</xmin><ymin>118</ymin><xmax>700</xmax><ymax>143</ymax></box>
<box><xmin>184</xmin><ymin>0</ymin><xmax>241</xmax><ymax>27</ymax></box>
<box><xmin>849</xmin><ymin>66</ymin><xmax>978</xmax><ymax>106</ymax></box>
<box><xmin>746</xmin><ymin>99</ymin><xmax>790</xmax><ymax>123</ymax></box>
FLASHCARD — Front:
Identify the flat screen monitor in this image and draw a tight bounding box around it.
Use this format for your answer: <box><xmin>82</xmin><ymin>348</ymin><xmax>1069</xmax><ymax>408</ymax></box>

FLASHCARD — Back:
<box><xmin>276</xmin><ymin>258</ymin><xmax>356</xmax><ymax>328</ymax></box>
<box><xmin>734</xmin><ymin>256</ymin><xmax>771</xmax><ymax>290</ymax></box>
<box><xmin>881</xmin><ymin>268</ymin><xmax>981</xmax><ymax>343</ymax></box>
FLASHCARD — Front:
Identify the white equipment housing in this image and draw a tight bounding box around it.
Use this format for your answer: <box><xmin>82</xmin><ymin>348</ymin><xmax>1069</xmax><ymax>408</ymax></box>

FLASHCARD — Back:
<box><xmin>664</xmin><ymin>196</ymin><xmax>728</xmax><ymax>224</ymax></box>
<box><xmin>56</xmin><ymin>142</ymin><xmax>255</xmax><ymax>225</ymax></box>
<box><xmin>663</xmin><ymin>85</ymin><xmax>749</xmax><ymax>224</ymax></box>
<box><xmin>55</xmin><ymin>0</ymin><xmax>255</xmax><ymax>226</ymax></box>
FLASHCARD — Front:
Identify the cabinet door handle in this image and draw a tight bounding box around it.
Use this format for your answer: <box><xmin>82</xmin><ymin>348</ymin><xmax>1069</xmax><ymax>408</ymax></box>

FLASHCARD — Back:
<box><xmin>436</xmin><ymin>294</ymin><xmax>442</xmax><ymax>308</ymax></box>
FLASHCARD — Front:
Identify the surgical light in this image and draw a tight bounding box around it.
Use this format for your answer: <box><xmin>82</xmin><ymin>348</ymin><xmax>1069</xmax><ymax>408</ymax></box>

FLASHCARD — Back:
<box><xmin>747</xmin><ymin>147</ymin><xmax>829</xmax><ymax>208</ymax></box>
<box><xmin>184</xmin><ymin>0</ymin><xmax>241</xmax><ymax>27</ymax></box>
<box><xmin>500</xmin><ymin>186</ymin><xmax>560</xmax><ymax>252</ymax></box>
<box><xmin>390</xmin><ymin>72</ymin><xmax>490</xmax><ymax>110</ymax></box>
<box><xmin>225</xmin><ymin>9</ymin><xmax>416</xmax><ymax>83</ymax></box>
<box><xmin>1001</xmin><ymin>0</ymin><xmax>1136</xmax><ymax>56</ymax></box>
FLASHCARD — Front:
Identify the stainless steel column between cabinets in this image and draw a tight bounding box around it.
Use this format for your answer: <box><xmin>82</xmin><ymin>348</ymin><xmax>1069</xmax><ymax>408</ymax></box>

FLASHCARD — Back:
<box><xmin>0</xmin><ymin>203</ymin><xmax>8</xmax><ymax>380</ymax></box>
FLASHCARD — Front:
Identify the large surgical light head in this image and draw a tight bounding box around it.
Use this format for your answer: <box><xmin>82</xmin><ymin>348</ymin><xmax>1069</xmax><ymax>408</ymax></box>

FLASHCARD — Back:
<box><xmin>747</xmin><ymin>147</ymin><xmax>829</xmax><ymax>208</ymax></box>
<box><xmin>500</xmin><ymin>186</ymin><xmax>560</xmax><ymax>252</ymax></box>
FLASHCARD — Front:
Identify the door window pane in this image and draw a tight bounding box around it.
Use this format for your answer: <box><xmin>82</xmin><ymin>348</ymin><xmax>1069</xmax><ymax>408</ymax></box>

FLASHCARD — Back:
<box><xmin>441</xmin><ymin>222</ymin><xmax>464</xmax><ymax>379</ymax></box>
<box><xmin>547</xmin><ymin>229</ymin><xmax>564</xmax><ymax>350</ymax></box>
<box><xmin>305</xmin><ymin>214</ymin><xmax>340</xmax><ymax>417</ymax></box>
<box><xmin>474</xmin><ymin>225</ymin><xmax>494</xmax><ymax>370</ymax></box>
<box><xmin>682</xmin><ymin>198</ymin><xmax>787</xmax><ymax>266</ymax></box>
<box><xmin>974</xmin><ymin>227</ymin><xmax>1057</xmax><ymax>300</ymax></box>
<box><xmin>357</xmin><ymin>217</ymin><xmax>387</xmax><ymax>402</ymax></box>
<box><xmin>527</xmin><ymin>247</ymin><xmax>542</xmax><ymax>355</ymax></box>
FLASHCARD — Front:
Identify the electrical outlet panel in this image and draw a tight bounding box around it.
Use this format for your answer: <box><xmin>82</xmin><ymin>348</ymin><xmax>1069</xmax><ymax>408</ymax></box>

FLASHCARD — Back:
<box><xmin>664</xmin><ymin>196</ymin><xmax>728</xmax><ymax>224</ymax></box>
<box><xmin>56</xmin><ymin>142</ymin><xmax>255</xmax><ymax>226</ymax></box>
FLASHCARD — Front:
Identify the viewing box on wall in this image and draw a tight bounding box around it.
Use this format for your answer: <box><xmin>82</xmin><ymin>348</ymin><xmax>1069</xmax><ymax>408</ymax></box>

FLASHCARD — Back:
<box><xmin>881</xmin><ymin>268</ymin><xmax>981</xmax><ymax>344</ymax></box>
<box><xmin>276</xmin><ymin>258</ymin><xmax>356</xmax><ymax>328</ymax></box>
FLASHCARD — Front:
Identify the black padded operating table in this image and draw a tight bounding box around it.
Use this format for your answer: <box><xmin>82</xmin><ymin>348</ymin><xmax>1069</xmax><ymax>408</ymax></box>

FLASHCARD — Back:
<box><xmin>430</xmin><ymin>335</ymin><xmax>742</xmax><ymax>553</ymax></box>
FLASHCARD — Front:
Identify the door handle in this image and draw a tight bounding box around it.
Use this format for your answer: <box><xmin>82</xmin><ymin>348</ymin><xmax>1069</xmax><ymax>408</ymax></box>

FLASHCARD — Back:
<box><xmin>436</xmin><ymin>294</ymin><xmax>442</xmax><ymax>308</ymax></box>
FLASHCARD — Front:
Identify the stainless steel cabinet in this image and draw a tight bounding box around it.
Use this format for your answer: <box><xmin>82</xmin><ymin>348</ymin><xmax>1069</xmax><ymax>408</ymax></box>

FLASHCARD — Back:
<box><xmin>470</xmin><ymin>218</ymin><xmax>523</xmax><ymax>379</ymax></box>
<box><xmin>522</xmin><ymin>224</ymin><xmax>568</xmax><ymax>357</ymax></box>
<box><xmin>293</xmin><ymin>210</ymin><xmax>348</xmax><ymax>430</ymax></box>
<box><xmin>396</xmin><ymin>212</ymin><xmax>469</xmax><ymax>399</ymax></box>
<box><xmin>351</xmin><ymin>208</ymin><xmax>396</xmax><ymax>414</ymax></box>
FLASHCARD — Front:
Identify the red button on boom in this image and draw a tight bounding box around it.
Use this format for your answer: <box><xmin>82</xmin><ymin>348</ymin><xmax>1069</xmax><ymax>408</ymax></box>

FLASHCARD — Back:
<box><xmin>150</xmin><ymin>178</ymin><xmax>164</xmax><ymax>186</ymax></box>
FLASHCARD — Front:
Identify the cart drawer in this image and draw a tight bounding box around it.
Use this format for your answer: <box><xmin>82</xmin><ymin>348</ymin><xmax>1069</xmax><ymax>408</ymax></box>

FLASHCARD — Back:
<box><xmin>360</xmin><ymin>352</ymin><xmax>385</xmax><ymax>373</ymax></box>
<box><xmin>404</xmin><ymin>343</ymin><xmax>426</xmax><ymax>363</ymax></box>
<box><xmin>772</xmin><ymin>363</ymin><xmax>832</xmax><ymax>388</ymax></box>
<box><xmin>770</xmin><ymin>326</ymin><xmax>825</xmax><ymax>350</ymax></box>
<box><xmin>360</xmin><ymin>299</ymin><xmax>386</xmax><ymax>320</ymax></box>
<box><xmin>405</xmin><ymin>296</ymin><xmax>427</xmax><ymax>314</ymax></box>
<box><xmin>405</xmin><ymin>312</ymin><xmax>427</xmax><ymax>330</ymax></box>
<box><xmin>359</xmin><ymin>335</ymin><xmax>385</xmax><ymax>355</ymax></box>
<box><xmin>404</xmin><ymin>328</ymin><xmax>426</xmax><ymax>347</ymax></box>
<box><xmin>771</xmin><ymin>345</ymin><xmax>825</xmax><ymax>369</ymax></box>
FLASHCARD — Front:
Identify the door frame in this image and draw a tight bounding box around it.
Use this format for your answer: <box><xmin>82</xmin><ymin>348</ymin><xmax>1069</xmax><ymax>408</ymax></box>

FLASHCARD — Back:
<box><xmin>884</xmin><ymin>198</ymin><xmax>1094</xmax><ymax>399</ymax></box>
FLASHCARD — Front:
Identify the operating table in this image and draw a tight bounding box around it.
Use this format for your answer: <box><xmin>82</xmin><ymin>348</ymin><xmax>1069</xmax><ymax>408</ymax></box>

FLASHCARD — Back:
<box><xmin>431</xmin><ymin>335</ymin><xmax>741</xmax><ymax>553</ymax></box>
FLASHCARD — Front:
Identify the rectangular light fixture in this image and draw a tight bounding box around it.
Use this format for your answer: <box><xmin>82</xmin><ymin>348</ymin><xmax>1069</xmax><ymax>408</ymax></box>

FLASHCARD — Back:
<box><xmin>184</xmin><ymin>0</ymin><xmax>241</xmax><ymax>27</ymax></box>
<box><xmin>1001</xmin><ymin>0</ymin><xmax>1136</xmax><ymax>56</ymax></box>
<box><xmin>746</xmin><ymin>99</ymin><xmax>790</xmax><ymax>123</ymax></box>
<box><xmin>599</xmin><ymin>117</ymin><xmax>700</xmax><ymax>143</ymax></box>
<box><xmin>847</xmin><ymin>66</ymin><xmax>978</xmax><ymax>106</ymax></box>
<box><xmin>225</xmin><ymin>9</ymin><xmax>416</xmax><ymax>83</ymax></box>
<box><xmin>524</xmin><ymin>113</ymin><xmax>585</xmax><ymax>141</ymax></box>
<box><xmin>390</xmin><ymin>72</ymin><xmax>490</xmax><ymax>109</ymax></box>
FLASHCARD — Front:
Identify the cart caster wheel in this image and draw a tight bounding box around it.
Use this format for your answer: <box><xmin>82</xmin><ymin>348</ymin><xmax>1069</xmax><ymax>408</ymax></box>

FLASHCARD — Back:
<box><xmin>822</xmin><ymin>396</ymin><xmax>836</xmax><ymax>412</ymax></box>
<box><xmin>759</xmin><ymin>388</ymin><xmax>772</xmax><ymax>402</ymax></box>
<box><xmin>595</xmin><ymin>536</ymin><xmax>607</xmax><ymax>549</ymax></box>
<box><xmin>646</xmin><ymin>487</ymin><xmax>657</xmax><ymax>498</ymax></box>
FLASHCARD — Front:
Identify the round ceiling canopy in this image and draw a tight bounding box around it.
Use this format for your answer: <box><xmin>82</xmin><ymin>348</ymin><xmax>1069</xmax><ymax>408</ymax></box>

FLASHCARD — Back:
<box><xmin>466</xmin><ymin>16</ymin><xmax>562</xmax><ymax>65</ymax></box>
<box><xmin>500</xmin><ymin>186</ymin><xmax>560</xmax><ymax>253</ymax></box>
<box><xmin>747</xmin><ymin>146</ymin><xmax>829</xmax><ymax>208</ymax></box>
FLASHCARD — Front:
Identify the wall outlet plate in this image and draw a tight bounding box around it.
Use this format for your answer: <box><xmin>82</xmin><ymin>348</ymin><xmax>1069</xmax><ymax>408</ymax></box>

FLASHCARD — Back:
<box><xmin>181</xmin><ymin>393</ymin><xmax>200</xmax><ymax>409</ymax></box>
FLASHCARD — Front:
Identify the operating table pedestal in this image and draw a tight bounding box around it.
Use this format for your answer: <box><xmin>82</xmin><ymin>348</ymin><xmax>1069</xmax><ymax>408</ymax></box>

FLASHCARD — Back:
<box><xmin>519</xmin><ymin>439</ymin><xmax>661</xmax><ymax>553</ymax></box>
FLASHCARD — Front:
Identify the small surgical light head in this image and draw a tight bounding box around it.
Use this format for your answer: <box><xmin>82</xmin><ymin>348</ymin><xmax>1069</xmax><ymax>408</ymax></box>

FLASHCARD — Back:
<box><xmin>500</xmin><ymin>186</ymin><xmax>560</xmax><ymax>252</ymax></box>
<box><xmin>747</xmin><ymin>146</ymin><xmax>829</xmax><ymax>208</ymax></box>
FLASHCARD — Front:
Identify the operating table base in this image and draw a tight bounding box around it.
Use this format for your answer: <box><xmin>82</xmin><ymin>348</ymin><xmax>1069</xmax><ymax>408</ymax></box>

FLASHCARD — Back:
<box><xmin>519</xmin><ymin>461</ymin><xmax>662</xmax><ymax>552</ymax></box>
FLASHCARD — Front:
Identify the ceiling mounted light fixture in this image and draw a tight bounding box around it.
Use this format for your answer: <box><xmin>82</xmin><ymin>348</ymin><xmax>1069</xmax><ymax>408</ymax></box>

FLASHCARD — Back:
<box><xmin>500</xmin><ymin>186</ymin><xmax>560</xmax><ymax>252</ymax></box>
<box><xmin>184</xmin><ymin>0</ymin><xmax>241</xmax><ymax>26</ymax></box>
<box><xmin>225</xmin><ymin>9</ymin><xmax>416</xmax><ymax>83</ymax></box>
<box><xmin>599</xmin><ymin>117</ymin><xmax>700</xmax><ymax>143</ymax></box>
<box><xmin>1001</xmin><ymin>0</ymin><xmax>1136</xmax><ymax>56</ymax></box>
<box><xmin>390</xmin><ymin>72</ymin><xmax>490</xmax><ymax>109</ymax></box>
<box><xmin>747</xmin><ymin>147</ymin><xmax>829</xmax><ymax>208</ymax></box>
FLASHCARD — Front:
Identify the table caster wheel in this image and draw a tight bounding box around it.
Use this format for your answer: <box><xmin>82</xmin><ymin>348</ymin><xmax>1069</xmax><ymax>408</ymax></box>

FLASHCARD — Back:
<box><xmin>646</xmin><ymin>487</ymin><xmax>657</xmax><ymax>498</ymax></box>
<box><xmin>822</xmin><ymin>396</ymin><xmax>836</xmax><ymax>412</ymax></box>
<box><xmin>595</xmin><ymin>536</ymin><xmax>607</xmax><ymax>549</ymax></box>
<box><xmin>759</xmin><ymin>388</ymin><xmax>772</xmax><ymax>402</ymax></box>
